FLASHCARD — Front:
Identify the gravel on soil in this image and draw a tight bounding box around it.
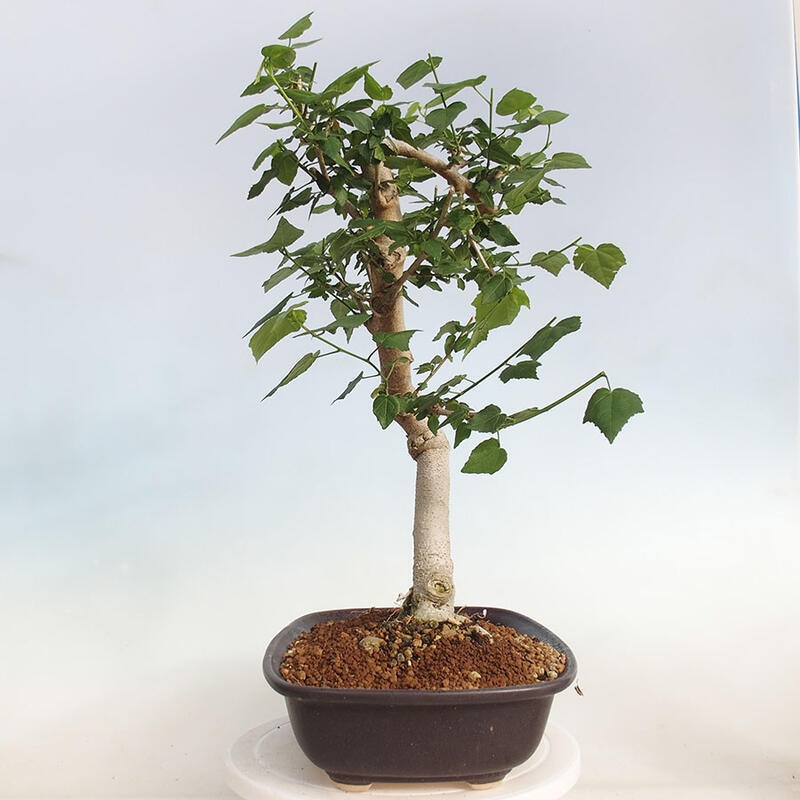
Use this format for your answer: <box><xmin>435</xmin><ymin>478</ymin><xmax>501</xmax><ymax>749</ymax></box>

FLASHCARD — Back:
<box><xmin>279</xmin><ymin>608</ymin><xmax>568</xmax><ymax>690</ymax></box>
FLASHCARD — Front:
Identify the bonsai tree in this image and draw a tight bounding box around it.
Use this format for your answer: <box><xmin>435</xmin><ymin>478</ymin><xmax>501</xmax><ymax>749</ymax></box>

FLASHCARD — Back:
<box><xmin>219</xmin><ymin>13</ymin><xmax>643</xmax><ymax>623</ymax></box>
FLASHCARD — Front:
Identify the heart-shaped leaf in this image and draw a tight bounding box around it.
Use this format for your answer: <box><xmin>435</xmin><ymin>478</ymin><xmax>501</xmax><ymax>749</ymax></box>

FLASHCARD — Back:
<box><xmin>461</xmin><ymin>438</ymin><xmax>508</xmax><ymax>474</ymax></box>
<box><xmin>373</xmin><ymin>394</ymin><xmax>402</xmax><ymax>429</ymax></box>
<box><xmin>583</xmin><ymin>387</ymin><xmax>644</xmax><ymax>443</ymax></box>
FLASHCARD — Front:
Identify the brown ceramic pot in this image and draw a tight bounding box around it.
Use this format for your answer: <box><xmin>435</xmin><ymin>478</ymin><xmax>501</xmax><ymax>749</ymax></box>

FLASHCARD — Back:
<box><xmin>263</xmin><ymin>606</ymin><xmax>577</xmax><ymax>788</ymax></box>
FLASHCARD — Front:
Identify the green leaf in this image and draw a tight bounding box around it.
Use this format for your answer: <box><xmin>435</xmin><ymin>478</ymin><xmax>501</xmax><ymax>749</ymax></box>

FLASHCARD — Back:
<box><xmin>454</xmin><ymin>422</ymin><xmax>472</xmax><ymax>448</ymax></box>
<box><xmin>519</xmin><ymin>316</ymin><xmax>582</xmax><ymax>361</ymax></box>
<box><xmin>397</xmin><ymin>57</ymin><xmax>442</xmax><ymax>88</ymax></box>
<box><xmin>260</xmin><ymin>44</ymin><xmax>296</xmax><ymax>69</ymax></box>
<box><xmin>264</xmin><ymin>351</ymin><xmax>320</xmax><ymax>398</ymax></box>
<box><xmin>339</xmin><ymin>313</ymin><xmax>371</xmax><ymax>330</ymax></box>
<box><xmin>248</xmin><ymin>169</ymin><xmax>275</xmax><ymax>199</ymax></box>
<box><xmin>535</xmin><ymin>109</ymin><xmax>568</xmax><ymax>125</ymax></box>
<box><xmin>424</xmin><ymin>101</ymin><xmax>467</xmax><ymax>130</ymax></box>
<box><xmin>496</xmin><ymin>88</ymin><xmax>536</xmax><ymax>116</ymax></box>
<box><xmin>446</xmin><ymin>206</ymin><xmax>475</xmax><ymax>232</ymax></box>
<box><xmin>323</xmin><ymin>63</ymin><xmax>375</xmax><ymax>97</ymax></box>
<box><xmin>241</xmin><ymin>76</ymin><xmax>274</xmax><ymax>97</ymax></box>
<box><xmin>466</xmin><ymin>285</ymin><xmax>529</xmax><ymax>354</ymax></box>
<box><xmin>336</xmin><ymin>109</ymin><xmax>372</xmax><ymax>133</ymax></box>
<box><xmin>252</xmin><ymin>141</ymin><xmax>282</xmax><ymax>170</ymax></box>
<box><xmin>469</xmin><ymin>405</ymin><xmax>508</xmax><ymax>433</ymax></box>
<box><xmin>420</xmin><ymin>239</ymin><xmax>443</xmax><ymax>258</ymax></box>
<box><xmin>480</xmin><ymin>274</ymin><xmax>513</xmax><ymax>304</ymax></box>
<box><xmin>433</xmin><ymin>320</ymin><xmax>463</xmax><ymax>342</ymax></box>
<box><xmin>217</xmin><ymin>104</ymin><xmax>270</xmax><ymax>144</ymax></box>
<box><xmin>329</xmin><ymin>299</ymin><xmax>351</xmax><ymax>320</ymax></box>
<box><xmin>485</xmin><ymin>221</ymin><xmax>519</xmax><ymax>247</ymax></box>
<box><xmin>327</xmin><ymin>312</ymin><xmax>371</xmax><ymax>334</ymax></box>
<box><xmin>364</xmin><ymin>72</ymin><xmax>393</xmax><ymax>101</ymax></box>
<box><xmin>547</xmin><ymin>152</ymin><xmax>591</xmax><ymax>170</ymax></box>
<box><xmin>248</xmin><ymin>306</ymin><xmax>307</xmax><ymax>362</ymax></box>
<box><xmin>414</xmin><ymin>393</ymin><xmax>439</xmax><ymax>419</ymax></box>
<box><xmin>275</xmin><ymin>186</ymin><xmax>313</xmax><ymax>214</ymax></box>
<box><xmin>273</xmin><ymin>150</ymin><xmax>298</xmax><ymax>185</ymax></box>
<box><xmin>232</xmin><ymin>218</ymin><xmax>304</xmax><ymax>257</ymax></box>
<box><xmin>243</xmin><ymin>293</ymin><xmax>294</xmax><ymax>338</ymax></box>
<box><xmin>372</xmin><ymin>329</ymin><xmax>418</xmax><ymax>351</ymax></box>
<box><xmin>373</xmin><ymin>394</ymin><xmax>402</xmax><ymax>429</ymax></box>
<box><xmin>279</xmin><ymin>13</ymin><xmax>313</xmax><ymax>40</ymax></box>
<box><xmin>293</xmin><ymin>38</ymin><xmax>321</xmax><ymax>50</ymax></box>
<box><xmin>573</xmin><ymin>243</ymin><xmax>626</xmax><ymax>288</ymax></box>
<box><xmin>333</xmin><ymin>371</ymin><xmax>364</xmax><ymax>403</ymax></box>
<box><xmin>503</xmin><ymin>169</ymin><xmax>544</xmax><ymax>214</ymax></box>
<box><xmin>337</xmin><ymin>98</ymin><xmax>373</xmax><ymax>113</ymax></box>
<box><xmin>583</xmin><ymin>387</ymin><xmax>644</xmax><ymax>443</ymax></box>
<box><xmin>261</xmin><ymin>265</ymin><xmax>296</xmax><ymax>294</ymax></box>
<box><xmin>486</xmin><ymin>137</ymin><xmax>522</xmax><ymax>165</ymax></box>
<box><xmin>530</xmin><ymin>250</ymin><xmax>569</xmax><ymax>276</ymax></box>
<box><xmin>461</xmin><ymin>438</ymin><xmax>508</xmax><ymax>474</ymax></box>
<box><xmin>435</xmin><ymin>374</ymin><xmax>467</xmax><ymax>393</ymax></box>
<box><xmin>424</xmin><ymin>75</ymin><xmax>486</xmax><ymax>102</ymax></box>
<box><xmin>263</xmin><ymin>120</ymin><xmax>295</xmax><ymax>131</ymax></box>
<box><xmin>499</xmin><ymin>360</ymin><xmax>540</xmax><ymax>382</ymax></box>
<box><xmin>282</xmin><ymin>87</ymin><xmax>321</xmax><ymax>105</ymax></box>
<box><xmin>321</xmin><ymin>135</ymin><xmax>350</xmax><ymax>170</ymax></box>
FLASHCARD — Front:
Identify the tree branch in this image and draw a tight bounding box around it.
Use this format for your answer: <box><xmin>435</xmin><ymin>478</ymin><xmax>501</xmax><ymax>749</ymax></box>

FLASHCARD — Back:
<box><xmin>404</xmin><ymin>188</ymin><xmax>454</xmax><ymax>281</ymax></box>
<box><xmin>379</xmin><ymin>187</ymin><xmax>455</xmax><ymax>309</ymax></box>
<box><xmin>298</xmin><ymin>160</ymin><xmax>361</xmax><ymax>220</ymax></box>
<box><xmin>387</xmin><ymin>139</ymin><xmax>497</xmax><ymax>215</ymax></box>
<box><xmin>467</xmin><ymin>232</ymin><xmax>495</xmax><ymax>275</ymax></box>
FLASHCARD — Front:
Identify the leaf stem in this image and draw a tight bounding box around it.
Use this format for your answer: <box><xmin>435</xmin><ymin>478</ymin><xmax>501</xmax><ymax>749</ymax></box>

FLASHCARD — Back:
<box><xmin>267</xmin><ymin>64</ymin><xmax>312</xmax><ymax>134</ymax></box>
<box><xmin>451</xmin><ymin>335</ymin><xmax>532</xmax><ymax>401</ymax></box>
<box><xmin>428</xmin><ymin>54</ymin><xmax>462</xmax><ymax>153</ymax></box>
<box><xmin>487</xmin><ymin>87</ymin><xmax>494</xmax><ymax>170</ymax></box>
<box><xmin>506</xmin><ymin>371</ymin><xmax>610</xmax><ymax>425</ymax></box>
<box><xmin>254</xmin><ymin>57</ymin><xmax>268</xmax><ymax>85</ymax></box>
<box><xmin>536</xmin><ymin>372</ymin><xmax>609</xmax><ymax>415</ymax></box>
<box><xmin>467</xmin><ymin>232</ymin><xmax>495</xmax><ymax>274</ymax></box>
<box><xmin>507</xmin><ymin>237</ymin><xmax>582</xmax><ymax>269</ymax></box>
<box><xmin>286</xmin><ymin>252</ymin><xmax>370</xmax><ymax>314</ymax></box>
<box><xmin>300</xmin><ymin>325</ymin><xmax>381</xmax><ymax>374</ymax></box>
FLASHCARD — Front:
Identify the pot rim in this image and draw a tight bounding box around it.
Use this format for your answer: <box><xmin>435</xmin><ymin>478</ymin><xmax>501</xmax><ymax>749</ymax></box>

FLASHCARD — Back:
<box><xmin>263</xmin><ymin>605</ymin><xmax>577</xmax><ymax>705</ymax></box>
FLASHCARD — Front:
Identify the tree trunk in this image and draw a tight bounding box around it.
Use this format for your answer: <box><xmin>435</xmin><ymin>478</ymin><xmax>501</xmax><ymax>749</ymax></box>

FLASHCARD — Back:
<box><xmin>365</xmin><ymin>163</ymin><xmax>456</xmax><ymax>621</ymax></box>
<box><xmin>410</xmin><ymin>432</ymin><xmax>455</xmax><ymax>620</ymax></box>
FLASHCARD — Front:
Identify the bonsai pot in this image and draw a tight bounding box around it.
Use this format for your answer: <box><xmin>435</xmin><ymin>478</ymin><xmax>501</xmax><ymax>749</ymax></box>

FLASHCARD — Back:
<box><xmin>263</xmin><ymin>606</ymin><xmax>577</xmax><ymax>789</ymax></box>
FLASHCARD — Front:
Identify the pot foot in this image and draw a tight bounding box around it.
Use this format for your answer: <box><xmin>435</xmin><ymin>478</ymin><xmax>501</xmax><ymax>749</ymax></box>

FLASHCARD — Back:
<box><xmin>328</xmin><ymin>775</ymin><xmax>373</xmax><ymax>792</ymax></box>
<box><xmin>465</xmin><ymin>771</ymin><xmax>509</xmax><ymax>790</ymax></box>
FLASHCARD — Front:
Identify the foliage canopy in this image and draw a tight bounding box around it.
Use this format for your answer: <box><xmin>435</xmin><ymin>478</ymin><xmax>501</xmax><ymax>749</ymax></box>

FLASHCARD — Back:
<box><xmin>221</xmin><ymin>13</ymin><xmax>643</xmax><ymax>471</ymax></box>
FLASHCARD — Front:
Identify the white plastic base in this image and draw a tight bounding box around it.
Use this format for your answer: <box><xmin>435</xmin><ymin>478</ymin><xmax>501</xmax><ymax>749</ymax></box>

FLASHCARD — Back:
<box><xmin>226</xmin><ymin>717</ymin><xmax>580</xmax><ymax>799</ymax></box>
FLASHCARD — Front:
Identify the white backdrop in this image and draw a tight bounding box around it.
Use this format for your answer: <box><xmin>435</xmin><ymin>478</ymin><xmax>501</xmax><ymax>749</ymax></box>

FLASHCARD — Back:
<box><xmin>1</xmin><ymin>1</ymin><xmax>798</xmax><ymax>797</ymax></box>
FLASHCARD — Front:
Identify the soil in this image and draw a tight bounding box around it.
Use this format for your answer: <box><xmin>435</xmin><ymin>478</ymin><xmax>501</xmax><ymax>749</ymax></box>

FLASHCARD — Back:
<box><xmin>280</xmin><ymin>608</ymin><xmax>568</xmax><ymax>690</ymax></box>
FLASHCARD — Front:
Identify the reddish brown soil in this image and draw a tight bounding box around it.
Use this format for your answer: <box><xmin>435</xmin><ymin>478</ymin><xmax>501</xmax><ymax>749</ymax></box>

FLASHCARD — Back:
<box><xmin>280</xmin><ymin>608</ymin><xmax>567</xmax><ymax>690</ymax></box>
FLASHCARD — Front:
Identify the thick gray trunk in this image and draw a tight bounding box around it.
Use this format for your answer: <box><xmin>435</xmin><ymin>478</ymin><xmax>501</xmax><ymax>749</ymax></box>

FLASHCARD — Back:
<box><xmin>409</xmin><ymin>432</ymin><xmax>455</xmax><ymax>621</ymax></box>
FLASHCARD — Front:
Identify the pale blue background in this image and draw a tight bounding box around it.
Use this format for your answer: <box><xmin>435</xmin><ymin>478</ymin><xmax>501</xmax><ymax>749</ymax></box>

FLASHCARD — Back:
<box><xmin>1</xmin><ymin>1</ymin><xmax>798</xmax><ymax>797</ymax></box>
